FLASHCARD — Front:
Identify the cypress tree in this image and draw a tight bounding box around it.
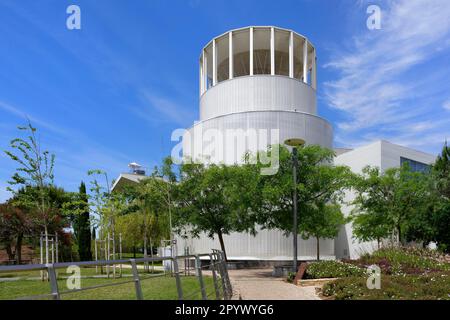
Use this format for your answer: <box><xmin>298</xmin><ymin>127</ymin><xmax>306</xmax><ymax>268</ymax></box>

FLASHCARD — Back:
<box><xmin>76</xmin><ymin>182</ymin><xmax>92</xmax><ymax>261</ymax></box>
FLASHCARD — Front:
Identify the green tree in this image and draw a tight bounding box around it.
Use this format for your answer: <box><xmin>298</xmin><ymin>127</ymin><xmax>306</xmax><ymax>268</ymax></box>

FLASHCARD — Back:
<box><xmin>352</xmin><ymin>163</ymin><xmax>430</xmax><ymax>245</ymax></box>
<box><xmin>0</xmin><ymin>203</ymin><xmax>32</xmax><ymax>264</ymax></box>
<box><xmin>175</xmin><ymin>162</ymin><xmax>259</xmax><ymax>261</ymax></box>
<box><xmin>431</xmin><ymin>142</ymin><xmax>450</xmax><ymax>252</ymax></box>
<box><xmin>72</xmin><ymin>182</ymin><xmax>92</xmax><ymax>261</ymax></box>
<box><xmin>255</xmin><ymin>145</ymin><xmax>353</xmax><ymax>260</ymax></box>
<box><xmin>4</xmin><ymin>122</ymin><xmax>57</xmax><ymax>241</ymax></box>
<box><xmin>119</xmin><ymin>176</ymin><xmax>170</xmax><ymax>261</ymax></box>
<box><xmin>351</xmin><ymin>211</ymin><xmax>391</xmax><ymax>249</ymax></box>
<box><xmin>300</xmin><ymin>204</ymin><xmax>346</xmax><ymax>260</ymax></box>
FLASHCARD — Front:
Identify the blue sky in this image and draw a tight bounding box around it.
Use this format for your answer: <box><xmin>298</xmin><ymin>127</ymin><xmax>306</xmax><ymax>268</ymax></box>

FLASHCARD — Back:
<box><xmin>1</xmin><ymin>0</ymin><xmax>450</xmax><ymax>201</ymax></box>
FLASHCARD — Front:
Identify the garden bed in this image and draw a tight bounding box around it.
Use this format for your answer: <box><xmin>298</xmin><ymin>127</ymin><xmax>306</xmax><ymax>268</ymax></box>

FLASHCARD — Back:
<box><xmin>315</xmin><ymin>248</ymin><xmax>450</xmax><ymax>300</ymax></box>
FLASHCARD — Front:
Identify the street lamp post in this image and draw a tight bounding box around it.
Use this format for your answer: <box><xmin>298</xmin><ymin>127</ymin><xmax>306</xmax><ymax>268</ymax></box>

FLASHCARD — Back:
<box><xmin>284</xmin><ymin>138</ymin><xmax>305</xmax><ymax>273</ymax></box>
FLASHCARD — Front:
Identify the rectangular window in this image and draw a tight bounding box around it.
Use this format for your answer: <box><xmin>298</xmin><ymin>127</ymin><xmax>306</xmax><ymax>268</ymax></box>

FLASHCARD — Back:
<box><xmin>293</xmin><ymin>35</ymin><xmax>305</xmax><ymax>80</ymax></box>
<box><xmin>216</xmin><ymin>34</ymin><xmax>229</xmax><ymax>83</ymax></box>
<box><xmin>204</xmin><ymin>43</ymin><xmax>213</xmax><ymax>89</ymax></box>
<box><xmin>274</xmin><ymin>29</ymin><xmax>290</xmax><ymax>76</ymax></box>
<box><xmin>233</xmin><ymin>29</ymin><xmax>250</xmax><ymax>78</ymax></box>
<box><xmin>253</xmin><ymin>28</ymin><xmax>271</xmax><ymax>75</ymax></box>
<box><xmin>400</xmin><ymin>157</ymin><xmax>430</xmax><ymax>173</ymax></box>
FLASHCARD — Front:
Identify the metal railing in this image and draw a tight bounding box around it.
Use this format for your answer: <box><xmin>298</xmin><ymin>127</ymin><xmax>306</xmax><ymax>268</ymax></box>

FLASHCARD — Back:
<box><xmin>0</xmin><ymin>250</ymin><xmax>232</xmax><ymax>300</ymax></box>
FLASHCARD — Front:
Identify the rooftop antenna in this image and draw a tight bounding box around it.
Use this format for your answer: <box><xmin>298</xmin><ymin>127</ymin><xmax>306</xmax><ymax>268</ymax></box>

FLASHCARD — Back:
<box><xmin>128</xmin><ymin>162</ymin><xmax>146</xmax><ymax>175</ymax></box>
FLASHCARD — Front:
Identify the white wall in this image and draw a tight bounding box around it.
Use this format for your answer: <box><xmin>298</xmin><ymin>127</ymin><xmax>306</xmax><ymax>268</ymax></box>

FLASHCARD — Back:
<box><xmin>200</xmin><ymin>75</ymin><xmax>317</xmax><ymax>120</ymax></box>
<box><xmin>175</xmin><ymin>227</ymin><xmax>335</xmax><ymax>261</ymax></box>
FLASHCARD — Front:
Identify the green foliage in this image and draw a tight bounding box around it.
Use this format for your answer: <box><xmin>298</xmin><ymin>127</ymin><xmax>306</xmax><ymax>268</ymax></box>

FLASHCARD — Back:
<box><xmin>286</xmin><ymin>272</ymin><xmax>296</xmax><ymax>283</ymax></box>
<box><xmin>0</xmin><ymin>203</ymin><xmax>32</xmax><ymax>263</ymax></box>
<box><xmin>351</xmin><ymin>141</ymin><xmax>450</xmax><ymax>252</ymax></box>
<box><xmin>430</xmin><ymin>142</ymin><xmax>450</xmax><ymax>252</ymax></box>
<box><xmin>322</xmin><ymin>273</ymin><xmax>450</xmax><ymax>300</ymax></box>
<box><xmin>351</xmin><ymin>163</ymin><xmax>431</xmax><ymax>244</ymax></box>
<box><xmin>4</xmin><ymin>122</ymin><xmax>58</xmax><ymax>234</ymax></box>
<box><xmin>358</xmin><ymin>247</ymin><xmax>450</xmax><ymax>275</ymax></box>
<box><xmin>12</xmin><ymin>185</ymin><xmax>72</xmax><ymax>232</ymax></box>
<box><xmin>175</xmin><ymin>162</ymin><xmax>259</xmax><ymax>260</ymax></box>
<box><xmin>254</xmin><ymin>144</ymin><xmax>353</xmax><ymax>259</ymax></box>
<box><xmin>116</xmin><ymin>176</ymin><xmax>171</xmax><ymax>249</ymax></box>
<box><xmin>305</xmin><ymin>260</ymin><xmax>365</xmax><ymax>279</ymax></box>
<box><xmin>73</xmin><ymin>182</ymin><xmax>92</xmax><ymax>261</ymax></box>
<box><xmin>322</xmin><ymin>248</ymin><xmax>450</xmax><ymax>300</ymax></box>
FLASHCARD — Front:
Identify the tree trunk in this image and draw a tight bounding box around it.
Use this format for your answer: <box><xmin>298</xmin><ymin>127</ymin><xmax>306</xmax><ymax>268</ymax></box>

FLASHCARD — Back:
<box><xmin>44</xmin><ymin>226</ymin><xmax>49</xmax><ymax>264</ymax></box>
<box><xmin>15</xmin><ymin>233</ymin><xmax>23</xmax><ymax>265</ymax></box>
<box><xmin>217</xmin><ymin>230</ymin><xmax>227</xmax><ymax>262</ymax></box>
<box><xmin>133</xmin><ymin>246</ymin><xmax>136</xmax><ymax>259</ymax></box>
<box><xmin>316</xmin><ymin>236</ymin><xmax>320</xmax><ymax>261</ymax></box>
<box><xmin>397</xmin><ymin>225</ymin><xmax>402</xmax><ymax>247</ymax></box>
<box><xmin>5</xmin><ymin>243</ymin><xmax>14</xmax><ymax>262</ymax></box>
<box><xmin>377</xmin><ymin>238</ymin><xmax>381</xmax><ymax>250</ymax></box>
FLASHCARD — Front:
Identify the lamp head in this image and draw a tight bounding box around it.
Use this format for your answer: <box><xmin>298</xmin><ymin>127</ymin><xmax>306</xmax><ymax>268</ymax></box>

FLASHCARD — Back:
<box><xmin>284</xmin><ymin>138</ymin><xmax>306</xmax><ymax>147</ymax></box>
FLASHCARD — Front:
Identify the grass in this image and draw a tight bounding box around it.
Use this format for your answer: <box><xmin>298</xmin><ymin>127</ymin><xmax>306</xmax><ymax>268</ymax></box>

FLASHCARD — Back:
<box><xmin>0</xmin><ymin>273</ymin><xmax>218</xmax><ymax>300</ymax></box>
<box><xmin>0</xmin><ymin>265</ymin><xmax>164</xmax><ymax>279</ymax></box>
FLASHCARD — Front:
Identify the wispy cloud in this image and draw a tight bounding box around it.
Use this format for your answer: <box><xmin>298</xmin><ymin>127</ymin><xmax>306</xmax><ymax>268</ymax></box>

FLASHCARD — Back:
<box><xmin>135</xmin><ymin>91</ymin><xmax>194</xmax><ymax>127</ymax></box>
<box><xmin>0</xmin><ymin>100</ymin><xmax>68</xmax><ymax>136</ymax></box>
<box><xmin>443</xmin><ymin>99</ymin><xmax>450</xmax><ymax>111</ymax></box>
<box><xmin>324</xmin><ymin>0</ymin><xmax>450</xmax><ymax>153</ymax></box>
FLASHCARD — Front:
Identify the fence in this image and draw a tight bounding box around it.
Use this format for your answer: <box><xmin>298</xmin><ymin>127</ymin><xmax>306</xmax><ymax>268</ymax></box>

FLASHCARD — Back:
<box><xmin>0</xmin><ymin>250</ymin><xmax>232</xmax><ymax>300</ymax></box>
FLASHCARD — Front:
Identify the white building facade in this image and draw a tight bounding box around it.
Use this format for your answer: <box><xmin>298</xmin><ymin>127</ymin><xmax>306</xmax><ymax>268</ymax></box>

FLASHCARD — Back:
<box><xmin>114</xmin><ymin>27</ymin><xmax>436</xmax><ymax>262</ymax></box>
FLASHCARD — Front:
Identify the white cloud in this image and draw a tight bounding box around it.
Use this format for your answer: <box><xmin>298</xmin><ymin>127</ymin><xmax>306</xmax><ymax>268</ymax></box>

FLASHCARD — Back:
<box><xmin>0</xmin><ymin>100</ymin><xmax>68</xmax><ymax>136</ymax></box>
<box><xmin>137</xmin><ymin>91</ymin><xmax>194</xmax><ymax>127</ymax></box>
<box><xmin>325</xmin><ymin>0</ymin><xmax>450</xmax><ymax>152</ymax></box>
<box><xmin>443</xmin><ymin>100</ymin><xmax>450</xmax><ymax>111</ymax></box>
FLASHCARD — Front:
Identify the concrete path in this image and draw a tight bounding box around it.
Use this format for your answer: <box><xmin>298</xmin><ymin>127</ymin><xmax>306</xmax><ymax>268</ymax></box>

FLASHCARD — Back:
<box><xmin>228</xmin><ymin>268</ymin><xmax>320</xmax><ymax>300</ymax></box>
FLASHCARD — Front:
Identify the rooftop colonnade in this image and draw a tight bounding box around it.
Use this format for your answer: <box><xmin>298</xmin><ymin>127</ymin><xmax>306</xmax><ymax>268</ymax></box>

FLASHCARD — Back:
<box><xmin>199</xmin><ymin>26</ymin><xmax>317</xmax><ymax>95</ymax></box>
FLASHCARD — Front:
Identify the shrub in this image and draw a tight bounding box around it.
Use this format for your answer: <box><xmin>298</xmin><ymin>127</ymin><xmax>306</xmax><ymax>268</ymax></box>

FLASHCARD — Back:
<box><xmin>286</xmin><ymin>272</ymin><xmax>296</xmax><ymax>283</ymax></box>
<box><xmin>304</xmin><ymin>260</ymin><xmax>366</xmax><ymax>279</ymax></box>
<box><xmin>322</xmin><ymin>272</ymin><xmax>450</xmax><ymax>300</ymax></box>
<box><xmin>358</xmin><ymin>247</ymin><xmax>450</xmax><ymax>275</ymax></box>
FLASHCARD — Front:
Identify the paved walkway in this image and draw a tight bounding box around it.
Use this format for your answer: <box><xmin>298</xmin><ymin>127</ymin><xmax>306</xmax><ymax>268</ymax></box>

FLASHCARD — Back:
<box><xmin>228</xmin><ymin>268</ymin><xmax>320</xmax><ymax>300</ymax></box>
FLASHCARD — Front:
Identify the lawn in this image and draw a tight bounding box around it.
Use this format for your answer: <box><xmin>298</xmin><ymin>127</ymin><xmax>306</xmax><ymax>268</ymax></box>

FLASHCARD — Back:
<box><xmin>0</xmin><ymin>265</ymin><xmax>164</xmax><ymax>279</ymax></box>
<box><xmin>0</xmin><ymin>272</ymin><xmax>219</xmax><ymax>300</ymax></box>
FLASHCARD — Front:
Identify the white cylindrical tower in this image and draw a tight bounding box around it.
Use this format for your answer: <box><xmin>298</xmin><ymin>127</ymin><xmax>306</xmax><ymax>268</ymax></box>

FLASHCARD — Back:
<box><xmin>179</xmin><ymin>27</ymin><xmax>335</xmax><ymax>261</ymax></box>
<box><xmin>183</xmin><ymin>26</ymin><xmax>332</xmax><ymax>164</ymax></box>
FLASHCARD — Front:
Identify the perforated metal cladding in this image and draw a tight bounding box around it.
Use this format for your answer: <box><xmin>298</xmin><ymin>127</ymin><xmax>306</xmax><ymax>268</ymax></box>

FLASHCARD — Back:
<box><xmin>175</xmin><ymin>227</ymin><xmax>335</xmax><ymax>260</ymax></box>
<box><xmin>200</xmin><ymin>76</ymin><xmax>317</xmax><ymax>120</ymax></box>
<box><xmin>183</xmin><ymin>111</ymin><xmax>332</xmax><ymax>164</ymax></box>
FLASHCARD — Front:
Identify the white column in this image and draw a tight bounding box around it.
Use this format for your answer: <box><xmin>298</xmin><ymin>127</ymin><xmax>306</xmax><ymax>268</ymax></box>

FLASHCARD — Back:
<box><xmin>270</xmin><ymin>27</ymin><xmax>275</xmax><ymax>75</ymax></box>
<box><xmin>289</xmin><ymin>31</ymin><xmax>294</xmax><ymax>78</ymax></box>
<box><xmin>229</xmin><ymin>32</ymin><xmax>233</xmax><ymax>80</ymax></box>
<box><xmin>312</xmin><ymin>48</ymin><xmax>317</xmax><ymax>90</ymax></box>
<box><xmin>249</xmin><ymin>27</ymin><xmax>254</xmax><ymax>76</ymax></box>
<box><xmin>199</xmin><ymin>56</ymin><xmax>203</xmax><ymax>95</ymax></box>
<box><xmin>203</xmin><ymin>49</ymin><xmax>208</xmax><ymax>89</ymax></box>
<box><xmin>212</xmin><ymin>39</ymin><xmax>217</xmax><ymax>86</ymax></box>
<box><xmin>303</xmin><ymin>38</ymin><xmax>308</xmax><ymax>84</ymax></box>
